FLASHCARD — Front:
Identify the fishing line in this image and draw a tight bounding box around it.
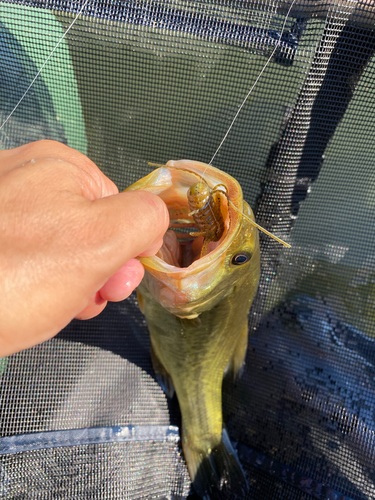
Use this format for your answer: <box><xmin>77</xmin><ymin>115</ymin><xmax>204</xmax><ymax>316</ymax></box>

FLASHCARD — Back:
<box><xmin>208</xmin><ymin>0</ymin><xmax>299</xmax><ymax>167</ymax></box>
<box><xmin>0</xmin><ymin>0</ymin><xmax>90</xmax><ymax>132</ymax></box>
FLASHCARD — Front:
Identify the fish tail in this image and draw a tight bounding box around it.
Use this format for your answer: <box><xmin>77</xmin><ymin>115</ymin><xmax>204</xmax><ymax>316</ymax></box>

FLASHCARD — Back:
<box><xmin>184</xmin><ymin>428</ymin><xmax>248</xmax><ymax>499</ymax></box>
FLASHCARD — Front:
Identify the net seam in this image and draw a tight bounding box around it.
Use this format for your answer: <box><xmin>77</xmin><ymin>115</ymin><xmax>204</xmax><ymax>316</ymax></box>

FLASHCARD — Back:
<box><xmin>0</xmin><ymin>425</ymin><xmax>180</xmax><ymax>455</ymax></box>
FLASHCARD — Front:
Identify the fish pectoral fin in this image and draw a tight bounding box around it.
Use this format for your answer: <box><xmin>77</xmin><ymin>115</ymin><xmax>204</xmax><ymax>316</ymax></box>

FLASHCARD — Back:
<box><xmin>136</xmin><ymin>289</ymin><xmax>145</xmax><ymax>314</ymax></box>
<box><xmin>150</xmin><ymin>342</ymin><xmax>175</xmax><ymax>398</ymax></box>
<box><xmin>187</xmin><ymin>428</ymin><xmax>248</xmax><ymax>499</ymax></box>
<box><xmin>225</xmin><ymin>322</ymin><xmax>248</xmax><ymax>380</ymax></box>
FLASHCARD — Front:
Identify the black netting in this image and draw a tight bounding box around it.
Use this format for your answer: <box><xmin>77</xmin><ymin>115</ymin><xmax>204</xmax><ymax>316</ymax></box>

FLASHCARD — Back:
<box><xmin>1</xmin><ymin>1</ymin><xmax>375</xmax><ymax>499</ymax></box>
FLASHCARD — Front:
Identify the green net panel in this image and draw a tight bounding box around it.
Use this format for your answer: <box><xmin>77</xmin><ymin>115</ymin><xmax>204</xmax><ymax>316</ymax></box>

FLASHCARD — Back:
<box><xmin>1</xmin><ymin>1</ymin><xmax>375</xmax><ymax>499</ymax></box>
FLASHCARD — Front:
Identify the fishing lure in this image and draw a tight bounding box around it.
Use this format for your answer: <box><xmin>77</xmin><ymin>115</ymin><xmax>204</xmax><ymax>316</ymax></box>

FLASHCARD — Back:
<box><xmin>149</xmin><ymin>161</ymin><xmax>290</xmax><ymax>251</ymax></box>
<box><xmin>187</xmin><ymin>182</ymin><xmax>226</xmax><ymax>257</ymax></box>
<box><xmin>187</xmin><ymin>179</ymin><xmax>291</xmax><ymax>253</ymax></box>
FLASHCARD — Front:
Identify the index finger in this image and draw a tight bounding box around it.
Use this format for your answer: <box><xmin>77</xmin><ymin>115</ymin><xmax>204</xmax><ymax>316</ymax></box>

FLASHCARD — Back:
<box><xmin>0</xmin><ymin>140</ymin><xmax>118</xmax><ymax>198</ymax></box>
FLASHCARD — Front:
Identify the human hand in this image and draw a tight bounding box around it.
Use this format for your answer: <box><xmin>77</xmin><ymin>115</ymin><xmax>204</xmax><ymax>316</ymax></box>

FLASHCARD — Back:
<box><xmin>0</xmin><ymin>140</ymin><xmax>169</xmax><ymax>357</ymax></box>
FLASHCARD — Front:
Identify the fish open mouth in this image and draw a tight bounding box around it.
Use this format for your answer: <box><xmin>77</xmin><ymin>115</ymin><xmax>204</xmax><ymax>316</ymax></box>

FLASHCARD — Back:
<box><xmin>127</xmin><ymin>159</ymin><xmax>243</xmax><ymax>271</ymax></box>
<box><xmin>158</xmin><ymin>181</ymin><xmax>230</xmax><ymax>268</ymax></box>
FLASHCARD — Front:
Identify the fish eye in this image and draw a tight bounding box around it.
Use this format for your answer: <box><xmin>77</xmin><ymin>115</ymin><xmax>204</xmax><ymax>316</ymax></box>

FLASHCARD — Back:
<box><xmin>231</xmin><ymin>252</ymin><xmax>251</xmax><ymax>265</ymax></box>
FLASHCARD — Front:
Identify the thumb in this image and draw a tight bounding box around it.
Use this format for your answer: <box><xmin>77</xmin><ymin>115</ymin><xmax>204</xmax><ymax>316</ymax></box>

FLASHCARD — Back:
<box><xmin>76</xmin><ymin>189</ymin><xmax>169</xmax><ymax>299</ymax></box>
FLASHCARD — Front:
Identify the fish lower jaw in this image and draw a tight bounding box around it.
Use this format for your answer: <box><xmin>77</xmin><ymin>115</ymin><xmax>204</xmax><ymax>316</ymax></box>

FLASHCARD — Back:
<box><xmin>174</xmin><ymin>312</ymin><xmax>199</xmax><ymax>319</ymax></box>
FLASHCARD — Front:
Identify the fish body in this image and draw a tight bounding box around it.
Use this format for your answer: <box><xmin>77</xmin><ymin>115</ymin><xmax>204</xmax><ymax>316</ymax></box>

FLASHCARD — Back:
<box><xmin>127</xmin><ymin>160</ymin><xmax>260</xmax><ymax>498</ymax></box>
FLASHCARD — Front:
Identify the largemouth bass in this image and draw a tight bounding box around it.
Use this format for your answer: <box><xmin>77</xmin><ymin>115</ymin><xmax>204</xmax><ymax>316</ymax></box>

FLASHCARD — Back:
<box><xmin>126</xmin><ymin>160</ymin><xmax>260</xmax><ymax>498</ymax></box>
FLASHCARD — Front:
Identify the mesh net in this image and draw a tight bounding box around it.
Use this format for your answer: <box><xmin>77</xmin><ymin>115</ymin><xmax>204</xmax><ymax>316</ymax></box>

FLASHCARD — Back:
<box><xmin>1</xmin><ymin>1</ymin><xmax>375</xmax><ymax>499</ymax></box>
